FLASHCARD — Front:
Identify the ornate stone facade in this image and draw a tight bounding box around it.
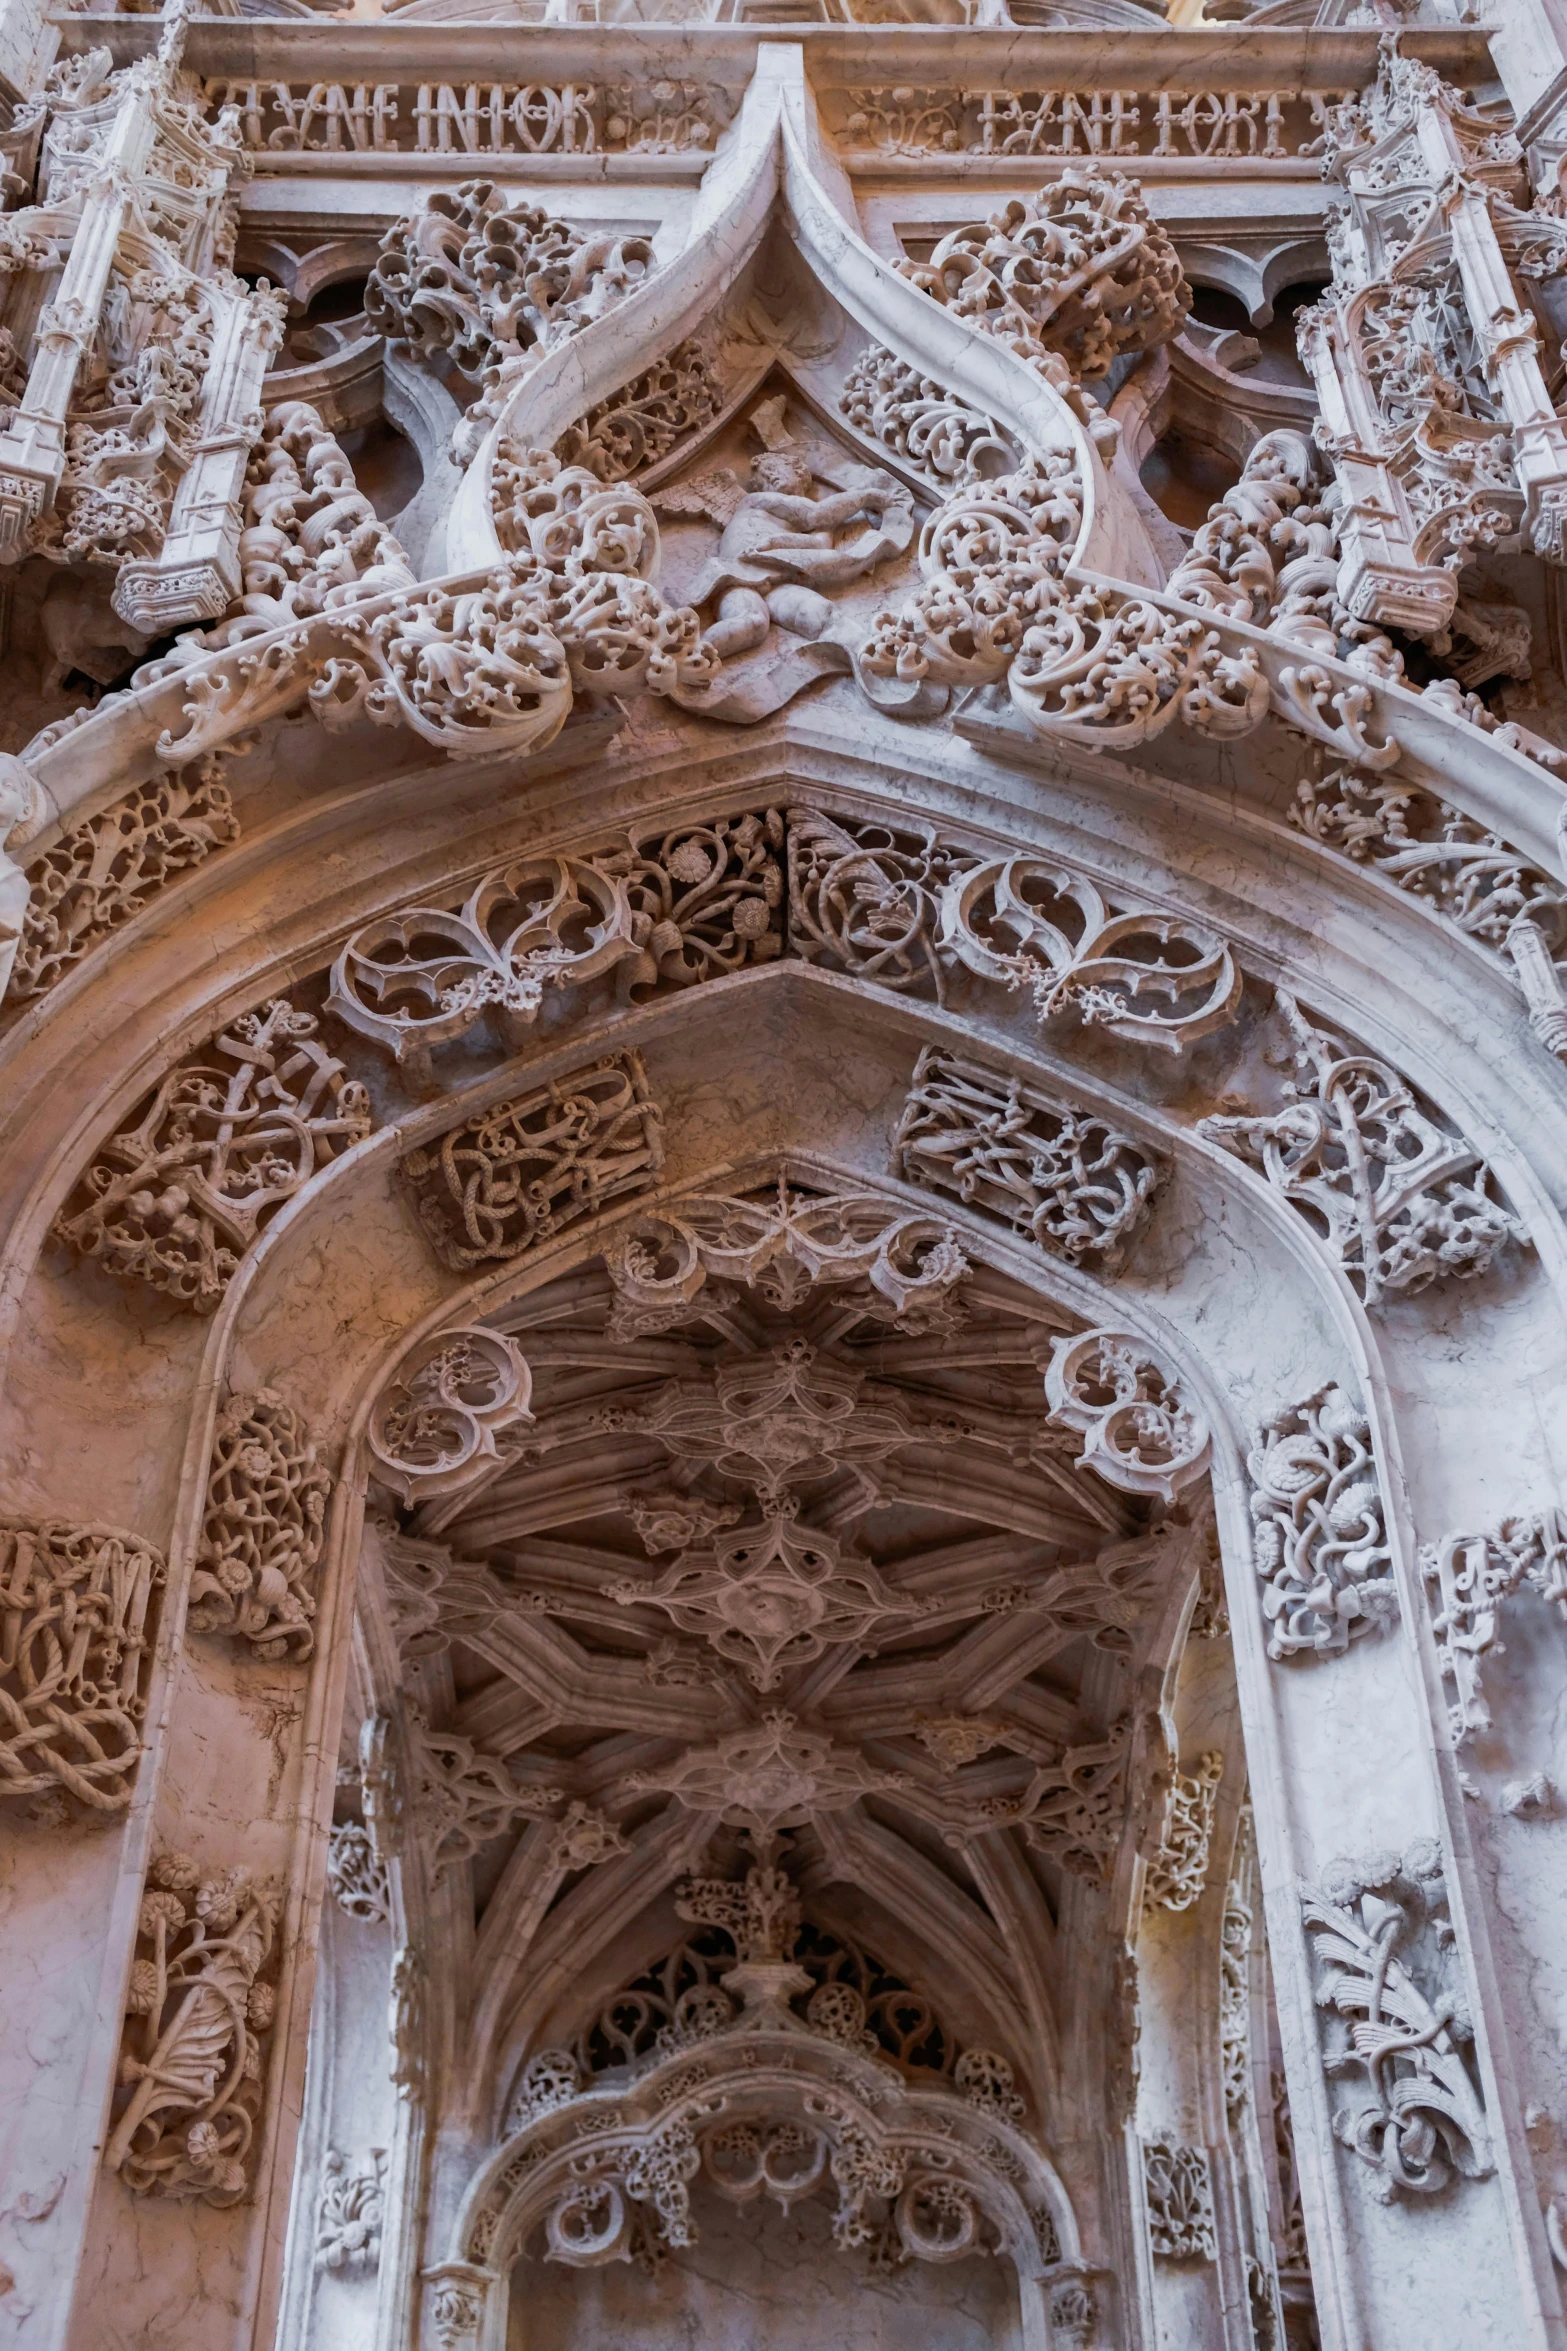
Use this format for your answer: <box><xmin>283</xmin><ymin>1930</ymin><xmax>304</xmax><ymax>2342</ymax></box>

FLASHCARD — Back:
<box><xmin>3</xmin><ymin>7</ymin><xmax>1567</xmax><ymax>2351</ymax></box>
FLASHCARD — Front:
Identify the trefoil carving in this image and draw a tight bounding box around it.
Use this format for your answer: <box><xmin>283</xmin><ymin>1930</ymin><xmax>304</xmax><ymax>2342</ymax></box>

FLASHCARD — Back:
<box><xmin>1045</xmin><ymin>1330</ymin><xmax>1211</xmax><ymax>1503</ymax></box>
<box><xmin>368</xmin><ymin>1327</ymin><xmax>534</xmax><ymax>1506</ymax></box>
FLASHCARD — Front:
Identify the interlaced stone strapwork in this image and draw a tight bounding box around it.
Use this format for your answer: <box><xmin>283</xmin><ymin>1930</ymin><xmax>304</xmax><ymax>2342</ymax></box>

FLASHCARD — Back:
<box><xmin>400</xmin><ymin>1051</ymin><xmax>663</xmax><ymax>1268</ymax></box>
<box><xmin>190</xmin><ymin>1390</ymin><xmax>332</xmax><ymax>1662</ymax></box>
<box><xmin>893</xmin><ymin>1046</ymin><xmax>1162</xmax><ymax>1267</ymax></box>
<box><xmin>1246</xmin><ymin>1385</ymin><xmax>1397</xmax><ymax>1661</ymax></box>
<box><xmin>0</xmin><ymin>1518</ymin><xmax>164</xmax><ymax>1810</ymax></box>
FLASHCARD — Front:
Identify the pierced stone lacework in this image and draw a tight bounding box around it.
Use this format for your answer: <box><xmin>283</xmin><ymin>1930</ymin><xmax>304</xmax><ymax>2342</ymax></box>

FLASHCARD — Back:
<box><xmin>190</xmin><ymin>1390</ymin><xmax>332</xmax><ymax>1662</ymax></box>
<box><xmin>5</xmin><ymin>759</ymin><xmax>237</xmax><ymax>1005</ymax></box>
<box><xmin>56</xmin><ymin>997</ymin><xmax>372</xmax><ymax>1310</ymax></box>
<box><xmin>0</xmin><ymin>1518</ymin><xmax>164</xmax><ymax>1810</ymax></box>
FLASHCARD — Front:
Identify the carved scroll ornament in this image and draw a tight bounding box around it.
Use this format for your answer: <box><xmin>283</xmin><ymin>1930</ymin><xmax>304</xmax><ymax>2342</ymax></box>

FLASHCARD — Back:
<box><xmin>0</xmin><ymin>1518</ymin><xmax>164</xmax><ymax>1810</ymax></box>
<box><xmin>1420</xmin><ymin>1507</ymin><xmax>1567</xmax><ymax>1740</ymax></box>
<box><xmin>1045</xmin><ymin>1330</ymin><xmax>1211</xmax><ymax>1502</ymax></box>
<box><xmin>1143</xmin><ymin>2139</ymin><xmax>1216</xmax><ymax>2260</ymax></box>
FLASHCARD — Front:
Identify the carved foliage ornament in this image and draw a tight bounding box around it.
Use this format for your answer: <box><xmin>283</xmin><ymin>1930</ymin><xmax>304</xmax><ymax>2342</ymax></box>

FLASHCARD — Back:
<box><xmin>3</xmin><ymin>758</ymin><xmax>237</xmax><ymax>1007</ymax></box>
<box><xmin>966</xmin><ymin>1716</ymin><xmax>1129</xmax><ymax>1880</ymax></box>
<box><xmin>400</xmin><ymin>1052</ymin><xmax>663</xmax><ymax>1270</ymax></box>
<box><xmin>106</xmin><ymin>1849</ymin><xmax>281</xmax><ymax>2207</ymax></box>
<box><xmin>190</xmin><ymin>1389</ymin><xmax>332</xmax><ymax>1662</ymax></box>
<box><xmin>327</xmin><ymin>1823</ymin><xmax>390</xmax><ymax>1924</ymax></box>
<box><xmin>1143</xmin><ymin>2139</ymin><xmax>1217</xmax><ymax>2260</ymax></box>
<box><xmin>1143</xmin><ymin>1750</ymin><xmax>1223</xmax><ymax>1915</ymax></box>
<box><xmin>893</xmin><ymin>1045</ymin><xmax>1162</xmax><ymax>1269</ymax></box>
<box><xmin>1199</xmin><ymin>991</ymin><xmax>1525</xmax><ymax>1307</ymax></box>
<box><xmin>1420</xmin><ymin>1506</ymin><xmax>1567</xmax><ymax>1741</ymax></box>
<box><xmin>1247</xmin><ymin>1385</ymin><xmax>1397</xmax><ymax>1661</ymax></box>
<box><xmin>0</xmin><ymin>1518</ymin><xmax>164</xmax><ymax>1810</ymax></box>
<box><xmin>1302</xmin><ymin>1839</ymin><xmax>1491</xmax><ymax>2202</ymax></box>
<box><xmin>316</xmin><ymin>2147</ymin><xmax>387</xmax><ymax>2272</ymax></box>
<box><xmin>56</xmin><ymin>996</ymin><xmax>372</xmax><ymax>1311</ymax></box>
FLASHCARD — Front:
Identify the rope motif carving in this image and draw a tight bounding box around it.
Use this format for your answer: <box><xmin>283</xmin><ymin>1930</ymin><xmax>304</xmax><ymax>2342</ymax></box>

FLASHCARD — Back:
<box><xmin>190</xmin><ymin>1390</ymin><xmax>332</xmax><ymax>1661</ymax></box>
<box><xmin>399</xmin><ymin>1052</ymin><xmax>664</xmax><ymax>1268</ymax></box>
<box><xmin>0</xmin><ymin>1518</ymin><xmax>164</xmax><ymax>1810</ymax></box>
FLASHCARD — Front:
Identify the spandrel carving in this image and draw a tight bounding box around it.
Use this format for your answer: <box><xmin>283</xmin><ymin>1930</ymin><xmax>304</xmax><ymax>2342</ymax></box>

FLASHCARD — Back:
<box><xmin>191</xmin><ymin>1390</ymin><xmax>332</xmax><ymax>1662</ymax></box>
<box><xmin>1199</xmin><ymin>991</ymin><xmax>1526</xmax><ymax>1306</ymax></box>
<box><xmin>0</xmin><ymin>1519</ymin><xmax>164</xmax><ymax>1811</ymax></box>
<box><xmin>400</xmin><ymin>1052</ymin><xmax>663</xmax><ymax>1269</ymax></box>
<box><xmin>893</xmin><ymin>1046</ymin><xmax>1163</xmax><ymax>1268</ymax></box>
<box><xmin>4</xmin><ymin>759</ymin><xmax>237</xmax><ymax>1006</ymax></box>
<box><xmin>56</xmin><ymin>996</ymin><xmax>372</xmax><ymax>1310</ymax></box>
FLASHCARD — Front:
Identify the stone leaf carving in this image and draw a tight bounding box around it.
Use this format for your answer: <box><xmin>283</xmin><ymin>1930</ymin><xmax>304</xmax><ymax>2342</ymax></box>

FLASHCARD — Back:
<box><xmin>0</xmin><ymin>1518</ymin><xmax>164</xmax><ymax>1810</ymax></box>
<box><xmin>1143</xmin><ymin>2139</ymin><xmax>1217</xmax><ymax>2259</ymax></box>
<box><xmin>390</xmin><ymin>1944</ymin><xmax>426</xmax><ymax>2104</ymax></box>
<box><xmin>609</xmin><ymin>1499</ymin><xmax>936</xmax><ymax>1691</ymax></box>
<box><xmin>893</xmin><ymin>1047</ymin><xmax>1162</xmax><ymax>1269</ymax></box>
<box><xmin>4</xmin><ymin>758</ymin><xmax>237</xmax><ymax>1006</ymax></box>
<box><xmin>1302</xmin><ymin>1840</ymin><xmax>1492</xmax><ymax>2201</ymax></box>
<box><xmin>1247</xmin><ymin>1384</ymin><xmax>1397</xmax><ymax>1661</ymax></box>
<box><xmin>549</xmin><ymin>1801</ymin><xmax>629</xmax><ymax>1872</ymax></box>
<box><xmin>327</xmin><ymin>1823</ymin><xmax>390</xmax><ymax>1924</ymax></box>
<box><xmin>966</xmin><ymin>1718</ymin><xmax>1130</xmax><ymax>1880</ymax></box>
<box><xmin>789</xmin><ymin>806</ymin><xmax>1240</xmax><ymax>1052</ymax></box>
<box><xmin>899</xmin><ymin>169</ymin><xmax>1189</xmax><ymax>402</ymax></box>
<box><xmin>839</xmin><ymin>344</ymin><xmax>1015</xmax><ymax>491</ymax></box>
<box><xmin>1045</xmin><ymin>1329</ymin><xmax>1211</xmax><ymax>1502</ymax></box>
<box><xmin>106</xmin><ymin>1849</ymin><xmax>281</xmax><ymax>2206</ymax></box>
<box><xmin>190</xmin><ymin>1389</ymin><xmax>332</xmax><ymax>1661</ymax></box>
<box><xmin>400</xmin><ymin>1052</ymin><xmax>663</xmax><ymax>1270</ymax></box>
<box><xmin>1143</xmin><ymin>1750</ymin><xmax>1223</xmax><ymax>1915</ymax></box>
<box><xmin>328</xmin><ymin>813</ymin><xmax>784</xmax><ymax>1091</ymax></box>
<box><xmin>56</xmin><ymin>996</ymin><xmax>372</xmax><ymax>1310</ymax></box>
<box><xmin>1050</xmin><ymin>2279</ymin><xmax>1096</xmax><ymax>2350</ymax></box>
<box><xmin>408</xmin><ymin>1706</ymin><xmax>567</xmax><ymax>1880</ymax></box>
<box><xmin>626</xmin><ymin>1710</ymin><xmax>904</xmax><ymax>1838</ymax></box>
<box><xmin>548</xmin><ymin>340</ymin><xmax>722</xmax><ymax>484</ymax></box>
<box><xmin>316</xmin><ymin>2146</ymin><xmax>387</xmax><ymax>2271</ymax></box>
<box><xmin>366</xmin><ymin>180</ymin><xmax>654</xmax><ymax>390</ymax></box>
<box><xmin>601</xmin><ymin>1177</ymin><xmax>969</xmax><ymax>1340</ymax></box>
<box><xmin>1220</xmin><ymin>1863</ymin><xmax>1253</xmax><ymax>2120</ymax></box>
<box><xmin>1420</xmin><ymin>1507</ymin><xmax>1567</xmax><ymax>1740</ymax></box>
<box><xmin>1198</xmin><ymin>991</ymin><xmax>1526</xmax><ymax>1307</ymax></box>
<box><xmin>368</xmin><ymin>1327</ymin><xmax>534</xmax><ymax>1506</ymax></box>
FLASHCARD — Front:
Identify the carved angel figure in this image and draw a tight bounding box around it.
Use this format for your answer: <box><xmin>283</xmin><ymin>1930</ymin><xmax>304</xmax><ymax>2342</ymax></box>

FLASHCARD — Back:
<box><xmin>657</xmin><ymin>441</ymin><xmax>915</xmax><ymax>663</ymax></box>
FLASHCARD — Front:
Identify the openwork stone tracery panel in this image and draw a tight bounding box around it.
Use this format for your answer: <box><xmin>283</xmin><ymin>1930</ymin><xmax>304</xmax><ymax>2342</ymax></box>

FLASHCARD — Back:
<box><xmin>0</xmin><ymin>1518</ymin><xmax>165</xmax><ymax>1811</ymax></box>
